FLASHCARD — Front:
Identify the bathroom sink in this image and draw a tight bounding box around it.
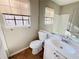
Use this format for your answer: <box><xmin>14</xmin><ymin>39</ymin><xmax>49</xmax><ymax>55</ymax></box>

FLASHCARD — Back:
<box><xmin>50</xmin><ymin>39</ymin><xmax>76</xmax><ymax>54</ymax></box>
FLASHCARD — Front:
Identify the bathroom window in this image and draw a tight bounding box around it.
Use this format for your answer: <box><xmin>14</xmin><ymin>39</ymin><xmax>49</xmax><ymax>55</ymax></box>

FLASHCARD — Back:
<box><xmin>3</xmin><ymin>13</ymin><xmax>31</xmax><ymax>28</ymax></box>
<box><xmin>0</xmin><ymin>0</ymin><xmax>31</xmax><ymax>28</ymax></box>
<box><xmin>45</xmin><ymin>7</ymin><xmax>54</xmax><ymax>25</ymax></box>
<box><xmin>45</xmin><ymin>17</ymin><xmax>53</xmax><ymax>24</ymax></box>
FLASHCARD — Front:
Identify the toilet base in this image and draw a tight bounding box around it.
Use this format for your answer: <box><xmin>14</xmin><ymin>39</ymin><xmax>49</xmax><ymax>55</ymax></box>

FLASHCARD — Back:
<box><xmin>32</xmin><ymin>47</ymin><xmax>42</xmax><ymax>55</ymax></box>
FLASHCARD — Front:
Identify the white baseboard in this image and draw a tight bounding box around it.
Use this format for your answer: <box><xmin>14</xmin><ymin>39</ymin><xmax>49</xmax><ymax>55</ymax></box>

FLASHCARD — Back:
<box><xmin>9</xmin><ymin>46</ymin><xmax>29</xmax><ymax>57</ymax></box>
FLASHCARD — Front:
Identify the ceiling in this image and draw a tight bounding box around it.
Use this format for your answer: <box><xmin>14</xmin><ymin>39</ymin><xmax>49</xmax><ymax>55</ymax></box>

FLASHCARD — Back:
<box><xmin>51</xmin><ymin>0</ymin><xmax>79</xmax><ymax>5</ymax></box>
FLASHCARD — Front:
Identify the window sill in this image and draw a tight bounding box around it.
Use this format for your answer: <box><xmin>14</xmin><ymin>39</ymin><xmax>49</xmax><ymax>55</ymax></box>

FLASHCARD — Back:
<box><xmin>4</xmin><ymin>26</ymin><xmax>31</xmax><ymax>29</ymax></box>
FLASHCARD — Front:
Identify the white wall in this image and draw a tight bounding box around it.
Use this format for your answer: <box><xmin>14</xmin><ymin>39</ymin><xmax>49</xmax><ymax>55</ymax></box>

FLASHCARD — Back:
<box><xmin>0</xmin><ymin>0</ymin><xmax>39</xmax><ymax>55</ymax></box>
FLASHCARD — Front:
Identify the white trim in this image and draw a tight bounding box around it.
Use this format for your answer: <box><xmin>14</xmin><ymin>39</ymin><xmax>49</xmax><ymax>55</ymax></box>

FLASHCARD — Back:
<box><xmin>9</xmin><ymin>46</ymin><xmax>29</xmax><ymax>57</ymax></box>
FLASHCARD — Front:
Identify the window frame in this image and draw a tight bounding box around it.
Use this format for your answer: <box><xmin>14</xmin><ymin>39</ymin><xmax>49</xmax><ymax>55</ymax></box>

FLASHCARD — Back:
<box><xmin>44</xmin><ymin>7</ymin><xmax>54</xmax><ymax>25</ymax></box>
<box><xmin>45</xmin><ymin>17</ymin><xmax>54</xmax><ymax>25</ymax></box>
<box><xmin>3</xmin><ymin>13</ymin><xmax>31</xmax><ymax>28</ymax></box>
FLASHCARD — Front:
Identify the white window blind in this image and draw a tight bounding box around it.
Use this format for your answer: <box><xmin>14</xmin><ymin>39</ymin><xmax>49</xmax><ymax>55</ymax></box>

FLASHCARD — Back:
<box><xmin>45</xmin><ymin>7</ymin><xmax>54</xmax><ymax>25</ymax></box>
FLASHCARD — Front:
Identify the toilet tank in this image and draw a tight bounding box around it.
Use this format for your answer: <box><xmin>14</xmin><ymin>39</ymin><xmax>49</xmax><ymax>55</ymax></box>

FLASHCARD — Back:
<box><xmin>38</xmin><ymin>31</ymin><xmax>48</xmax><ymax>41</ymax></box>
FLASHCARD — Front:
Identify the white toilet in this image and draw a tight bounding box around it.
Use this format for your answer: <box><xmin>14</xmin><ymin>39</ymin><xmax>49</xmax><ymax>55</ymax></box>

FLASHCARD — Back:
<box><xmin>30</xmin><ymin>30</ymin><xmax>48</xmax><ymax>55</ymax></box>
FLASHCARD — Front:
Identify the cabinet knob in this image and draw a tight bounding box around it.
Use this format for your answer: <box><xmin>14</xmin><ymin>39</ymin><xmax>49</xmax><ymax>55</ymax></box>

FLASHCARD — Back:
<box><xmin>60</xmin><ymin>46</ymin><xmax>63</xmax><ymax>49</ymax></box>
<box><xmin>54</xmin><ymin>52</ymin><xmax>56</xmax><ymax>55</ymax></box>
<box><xmin>56</xmin><ymin>55</ymin><xmax>59</xmax><ymax>57</ymax></box>
<box><xmin>54</xmin><ymin>52</ymin><xmax>59</xmax><ymax>57</ymax></box>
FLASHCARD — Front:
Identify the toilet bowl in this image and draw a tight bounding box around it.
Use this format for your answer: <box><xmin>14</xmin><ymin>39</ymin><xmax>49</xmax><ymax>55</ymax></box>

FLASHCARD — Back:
<box><xmin>30</xmin><ymin>30</ymin><xmax>48</xmax><ymax>55</ymax></box>
<box><xmin>30</xmin><ymin>40</ymin><xmax>43</xmax><ymax>54</ymax></box>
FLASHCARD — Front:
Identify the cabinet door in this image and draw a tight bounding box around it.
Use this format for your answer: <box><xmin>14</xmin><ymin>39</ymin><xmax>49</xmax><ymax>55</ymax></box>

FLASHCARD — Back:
<box><xmin>54</xmin><ymin>50</ymin><xmax>67</xmax><ymax>59</ymax></box>
<box><xmin>44</xmin><ymin>42</ymin><xmax>56</xmax><ymax>59</ymax></box>
<box><xmin>44</xmin><ymin>41</ymin><xmax>67</xmax><ymax>59</ymax></box>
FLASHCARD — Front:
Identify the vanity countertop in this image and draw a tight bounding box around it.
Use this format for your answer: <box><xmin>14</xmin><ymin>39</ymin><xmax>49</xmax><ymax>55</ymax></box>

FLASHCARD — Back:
<box><xmin>69</xmin><ymin>40</ymin><xmax>79</xmax><ymax>53</ymax></box>
<box><xmin>45</xmin><ymin>38</ymin><xmax>79</xmax><ymax>59</ymax></box>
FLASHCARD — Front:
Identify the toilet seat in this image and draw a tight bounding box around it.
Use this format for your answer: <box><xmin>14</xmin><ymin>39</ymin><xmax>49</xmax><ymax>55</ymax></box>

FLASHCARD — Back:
<box><xmin>30</xmin><ymin>40</ymin><xmax>42</xmax><ymax>49</ymax></box>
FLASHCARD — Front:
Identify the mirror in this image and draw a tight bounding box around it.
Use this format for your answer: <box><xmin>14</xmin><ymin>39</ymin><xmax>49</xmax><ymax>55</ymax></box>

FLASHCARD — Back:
<box><xmin>67</xmin><ymin>6</ymin><xmax>79</xmax><ymax>38</ymax></box>
<box><xmin>39</xmin><ymin>0</ymin><xmax>79</xmax><ymax>39</ymax></box>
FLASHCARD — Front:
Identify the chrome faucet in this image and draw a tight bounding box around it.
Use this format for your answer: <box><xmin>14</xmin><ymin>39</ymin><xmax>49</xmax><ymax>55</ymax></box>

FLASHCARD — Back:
<box><xmin>61</xmin><ymin>36</ymin><xmax>72</xmax><ymax>44</ymax></box>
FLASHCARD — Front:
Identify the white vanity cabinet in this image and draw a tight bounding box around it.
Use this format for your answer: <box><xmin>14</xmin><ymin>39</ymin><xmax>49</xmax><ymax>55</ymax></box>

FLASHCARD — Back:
<box><xmin>53</xmin><ymin>50</ymin><xmax>67</xmax><ymax>59</ymax></box>
<box><xmin>44</xmin><ymin>40</ymin><xmax>67</xmax><ymax>59</ymax></box>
